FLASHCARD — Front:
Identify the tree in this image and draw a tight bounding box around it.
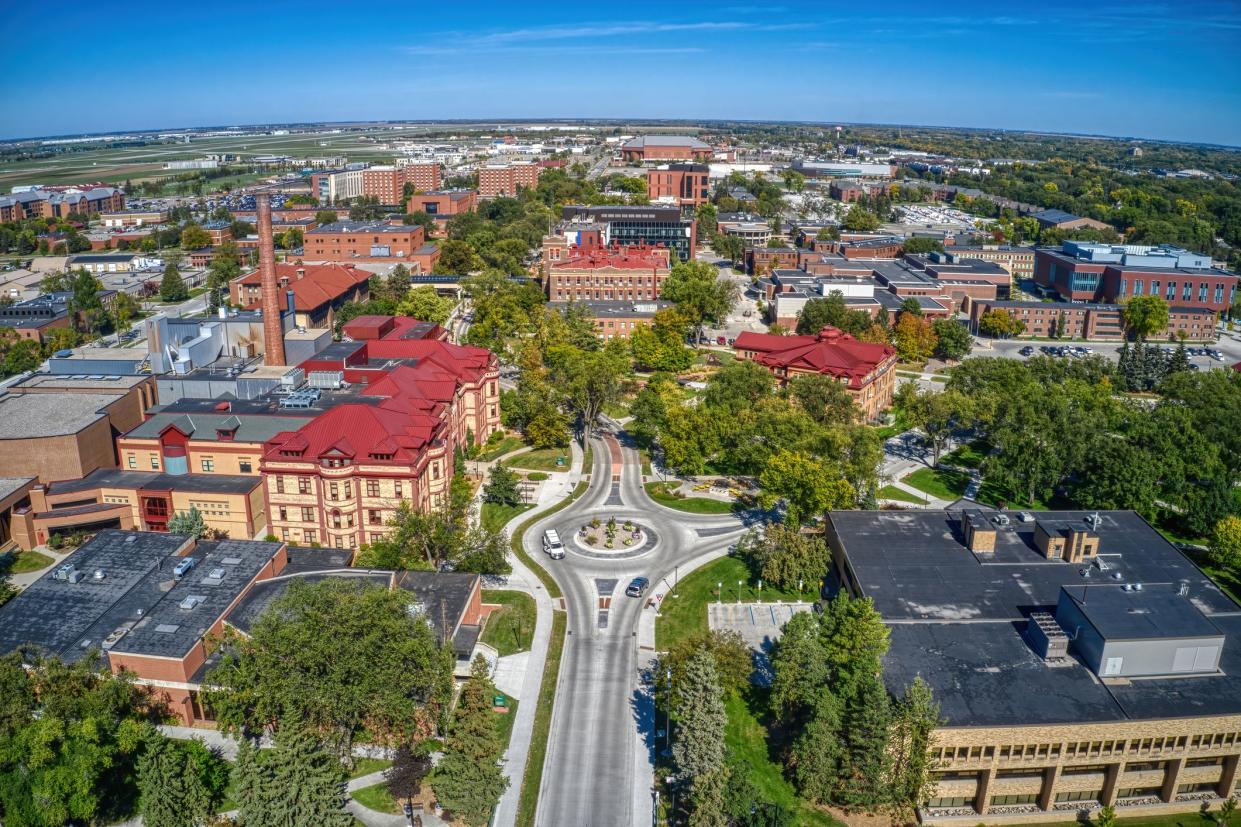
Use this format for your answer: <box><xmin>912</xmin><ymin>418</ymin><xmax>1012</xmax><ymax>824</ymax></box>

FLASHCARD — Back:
<box><xmin>435</xmin><ymin>239</ymin><xmax>484</xmax><ymax>274</ymax></box>
<box><xmin>893</xmin><ymin>313</ymin><xmax>938</xmax><ymax>362</ymax></box>
<box><xmin>231</xmin><ymin>724</ymin><xmax>352</xmax><ymax>827</ymax></box>
<box><xmin>898</xmin><ymin>386</ymin><xmax>972</xmax><ymax>467</ymax></box>
<box><xmin>781</xmin><ymin>169</ymin><xmax>806</xmax><ymax>193</ymax></box>
<box><xmin>4</xmin><ymin>339</ymin><xmax>42</xmax><ymax>375</ymax></box>
<box><xmin>136</xmin><ymin>731</ymin><xmax>217</xmax><ymax>827</ymax></box>
<box><xmin>630</xmin><ymin>323</ymin><xmax>694</xmax><ymax>373</ymax></box>
<box><xmin>977</xmin><ymin>308</ymin><xmax>1024</xmax><ymax>338</ymax></box>
<box><xmin>68</xmin><ymin>268</ymin><xmax>104</xmax><ymax>333</ymax></box>
<box><xmin>354</xmin><ymin>501</ymin><xmax>511</xmax><ymax>575</ymax></box>
<box><xmin>887</xmin><ymin>678</ymin><xmax>941</xmax><ymax>817</ymax></box>
<box><xmin>206</xmin><ymin>579</ymin><xmax>454</xmax><ymax>756</ymax></box>
<box><xmin>901</xmin><ymin>237</ymin><xmax>943</xmax><ymax>255</ymax></box>
<box><xmin>1095</xmin><ymin>805</ymin><xmax>1118</xmax><ymax>827</ymax></box>
<box><xmin>796</xmin><ymin>292</ymin><xmax>848</xmax><ymax>334</ymax></box>
<box><xmin>1209</xmin><ymin>515</ymin><xmax>1241</xmax><ymax>570</ymax></box>
<box><xmin>661</xmin><ymin>629</ymin><xmax>753</xmax><ymax>699</ymax></box>
<box><xmin>397</xmin><ymin>285</ymin><xmax>456</xmax><ymax>325</ymax></box>
<box><xmin>433</xmin><ymin>656</ymin><xmax>509</xmax><ymax>826</ymax></box>
<box><xmin>315</xmin><ymin>210</ymin><xmax>339</xmax><ymax>225</ymax></box>
<box><xmin>0</xmin><ymin>654</ymin><xmax>156</xmax><ymax>827</ymax></box>
<box><xmin>551</xmin><ymin>341</ymin><xmax>628</xmax><ymax>437</ymax></box>
<box><xmin>841</xmin><ymin>205</ymin><xmax>880</xmax><ymax>232</ymax></box>
<box><xmin>206</xmin><ymin>241</ymin><xmax>242</xmax><ymax>313</ymax></box>
<box><xmin>114</xmin><ymin>291</ymin><xmax>140</xmax><ymax>330</ymax></box>
<box><xmin>179</xmin><ymin>223</ymin><xmax>211</xmax><ymax>250</ymax></box>
<box><xmin>789</xmin><ymin>372</ymin><xmax>858</xmax><ymax>425</ymax></box>
<box><xmin>385</xmin><ymin>744</ymin><xmax>433</xmax><ymax>809</ymax></box>
<box><xmin>703</xmin><ymin>358</ymin><xmax>774</xmax><ymax>414</ymax></box>
<box><xmin>758</xmin><ymin>449</ymin><xmax>854</xmax><ymax>525</ymax></box>
<box><xmin>159</xmin><ymin>262</ymin><xmax>189</xmax><ymax>302</ymax></box>
<box><xmin>1122</xmin><ymin>294</ymin><xmax>1170</xmax><ymax>340</ymax></box>
<box><xmin>661</xmin><ymin>259</ymin><xmax>738</xmax><ymax>339</ymax></box>
<box><xmin>672</xmin><ymin>649</ymin><xmax>729</xmax><ymax>826</ymax></box>
<box><xmin>931</xmin><ymin>319</ymin><xmax>971</xmax><ymax>361</ymax></box>
<box><xmin>484</xmin><ymin>465</ymin><xmax>522</xmax><ymax>507</ymax></box>
<box><xmin>739</xmin><ymin>524</ymin><xmax>830</xmax><ymax>591</ymax></box>
<box><xmin>899</xmin><ymin>297</ymin><xmax>923</xmax><ymax>317</ymax></box>
<box><xmin>167</xmin><ymin>506</ymin><xmax>207</xmax><ymax>538</ymax></box>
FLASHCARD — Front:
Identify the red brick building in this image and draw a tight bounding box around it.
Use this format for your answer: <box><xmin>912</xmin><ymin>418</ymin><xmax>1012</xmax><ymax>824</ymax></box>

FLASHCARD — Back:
<box><xmin>545</xmin><ymin>244</ymin><xmax>672</xmax><ymax>303</ymax></box>
<box><xmin>647</xmin><ymin>164</ymin><xmax>709</xmax><ymax>207</ymax></box>
<box><xmin>263</xmin><ymin>323</ymin><xmax>500</xmax><ymax>550</ymax></box>
<box><xmin>407</xmin><ymin>190</ymin><xmax>478</xmax><ymax>228</ymax></box>
<box><xmin>967</xmin><ymin>299</ymin><xmax>1218</xmax><ymax>342</ymax></box>
<box><xmin>303</xmin><ymin>220</ymin><xmax>437</xmax><ymax>271</ymax></box>
<box><xmin>478</xmin><ymin>162</ymin><xmax>541</xmax><ymax>198</ymax></box>
<box><xmin>1035</xmin><ymin>243</ymin><xmax>1238</xmax><ymax>312</ymax></box>
<box><xmin>0</xmin><ymin>186</ymin><xmax>125</xmax><ymax>222</ymax></box>
<box><xmin>734</xmin><ymin>327</ymin><xmax>898</xmax><ymax>421</ymax></box>
<box><xmin>230</xmin><ymin>262</ymin><xmax>370</xmax><ymax>329</ymax></box>
<box><xmin>746</xmin><ymin>246</ymin><xmax>800</xmax><ymax>275</ymax></box>
<box><xmin>620</xmin><ymin>136</ymin><xmax>712</xmax><ymax>163</ymax></box>
<box><xmin>310</xmin><ymin>164</ymin><xmax>441</xmax><ymax>205</ymax></box>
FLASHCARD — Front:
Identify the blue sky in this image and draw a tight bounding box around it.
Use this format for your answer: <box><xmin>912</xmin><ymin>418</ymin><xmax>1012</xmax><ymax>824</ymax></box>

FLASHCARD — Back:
<box><xmin>3</xmin><ymin>1</ymin><xmax>1240</xmax><ymax>144</ymax></box>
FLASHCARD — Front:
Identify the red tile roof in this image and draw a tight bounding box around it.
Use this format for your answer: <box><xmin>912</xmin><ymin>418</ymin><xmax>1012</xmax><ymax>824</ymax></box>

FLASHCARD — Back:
<box><xmin>550</xmin><ymin>244</ymin><xmax>670</xmax><ymax>272</ymax></box>
<box><xmin>235</xmin><ymin>263</ymin><xmax>369</xmax><ymax>312</ymax></box>
<box><xmin>264</xmin><ymin>403</ymin><xmax>444</xmax><ymax>464</ymax></box>
<box><xmin>734</xmin><ymin>327</ymin><xmax>894</xmax><ymax>389</ymax></box>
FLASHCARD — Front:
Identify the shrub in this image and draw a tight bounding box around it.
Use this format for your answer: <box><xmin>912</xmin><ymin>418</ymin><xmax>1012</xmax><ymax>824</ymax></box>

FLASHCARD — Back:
<box><xmin>527</xmin><ymin>472</ymin><xmax>549</xmax><ymax>481</ymax></box>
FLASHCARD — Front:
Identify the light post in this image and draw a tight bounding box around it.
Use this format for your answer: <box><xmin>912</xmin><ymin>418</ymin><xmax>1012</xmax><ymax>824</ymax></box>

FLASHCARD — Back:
<box><xmin>757</xmin><ymin>579</ymin><xmax>763</xmax><ymax>603</ymax></box>
<box><xmin>737</xmin><ymin>579</ymin><xmax>743</xmax><ymax>604</ymax></box>
<box><xmin>664</xmin><ymin>666</ymin><xmax>672</xmax><ymax>758</ymax></box>
<box><xmin>717</xmin><ymin>582</ymin><xmax>722</xmax><ymax>604</ymax></box>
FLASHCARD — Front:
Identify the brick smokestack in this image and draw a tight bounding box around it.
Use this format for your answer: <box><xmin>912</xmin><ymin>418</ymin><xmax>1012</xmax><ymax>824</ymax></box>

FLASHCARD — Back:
<box><xmin>256</xmin><ymin>194</ymin><xmax>286</xmax><ymax>366</ymax></box>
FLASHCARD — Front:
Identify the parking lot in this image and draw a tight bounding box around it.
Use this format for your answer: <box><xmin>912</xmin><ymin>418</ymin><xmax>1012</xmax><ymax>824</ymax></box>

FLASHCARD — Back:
<box><xmin>976</xmin><ymin>332</ymin><xmax>1241</xmax><ymax>372</ymax></box>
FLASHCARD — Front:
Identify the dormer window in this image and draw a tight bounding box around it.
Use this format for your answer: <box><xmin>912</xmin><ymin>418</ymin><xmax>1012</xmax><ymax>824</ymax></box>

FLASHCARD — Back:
<box><xmin>216</xmin><ymin>429</ymin><xmax>236</xmax><ymax>441</ymax></box>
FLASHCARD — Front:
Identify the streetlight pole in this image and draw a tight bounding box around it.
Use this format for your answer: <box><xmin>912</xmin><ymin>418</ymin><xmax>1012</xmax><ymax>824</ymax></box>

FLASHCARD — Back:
<box><xmin>737</xmin><ymin>579</ymin><xmax>742</xmax><ymax>604</ymax></box>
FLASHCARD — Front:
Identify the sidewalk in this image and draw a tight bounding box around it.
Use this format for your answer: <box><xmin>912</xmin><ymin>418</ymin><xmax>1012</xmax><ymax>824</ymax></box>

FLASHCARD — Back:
<box><xmin>489</xmin><ymin>437</ymin><xmax>581</xmax><ymax>827</ymax></box>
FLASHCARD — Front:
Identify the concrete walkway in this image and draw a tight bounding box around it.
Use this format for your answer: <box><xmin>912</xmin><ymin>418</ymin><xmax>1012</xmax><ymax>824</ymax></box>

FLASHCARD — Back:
<box><xmin>8</xmin><ymin>547</ymin><xmax>71</xmax><ymax>589</ymax></box>
<box><xmin>489</xmin><ymin>437</ymin><xmax>582</xmax><ymax>827</ymax></box>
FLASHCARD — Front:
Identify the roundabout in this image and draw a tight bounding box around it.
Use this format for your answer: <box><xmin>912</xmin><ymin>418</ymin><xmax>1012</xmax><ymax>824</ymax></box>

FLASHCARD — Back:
<box><xmin>566</xmin><ymin>515</ymin><xmax>659</xmax><ymax>560</ymax></box>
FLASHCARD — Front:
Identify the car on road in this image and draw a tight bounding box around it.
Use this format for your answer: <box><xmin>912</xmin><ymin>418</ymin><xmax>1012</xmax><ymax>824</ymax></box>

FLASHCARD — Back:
<box><xmin>542</xmin><ymin>529</ymin><xmax>565</xmax><ymax>560</ymax></box>
<box><xmin>1019</xmin><ymin>346</ymin><xmax>1035</xmax><ymax>356</ymax></box>
<box><xmin>716</xmin><ymin>336</ymin><xmax>727</xmax><ymax>345</ymax></box>
<box><xmin>625</xmin><ymin>577</ymin><xmax>650</xmax><ymax>598</ymax></box>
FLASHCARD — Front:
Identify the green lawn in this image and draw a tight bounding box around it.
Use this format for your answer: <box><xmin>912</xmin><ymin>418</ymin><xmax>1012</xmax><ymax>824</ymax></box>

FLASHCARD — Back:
<box><xmin>481</xmin><ymin>589</ymin><xmax>537</xmax><ymax>656</ymax></box>
<box><xmin>941</xmin><ymin>438</ymin><xmax>990</xmax><ymax>470</ymax></box>
<box><xmin>878</xmin><ymin>485</ymin><xmax>925</xmax><ymax>504</ymax></box>
<box><xmin>504</xmin><ymin>447</ymin><xmax>571</xmax><ymax>472</ymax></box>
<box><xmin>724</xmin><ymin>691</ymin><xmax>842</xmax><ymax>827</ymax></box>
<box><xmin>351</xmin><ymin>782</ymin><xmax>399</xmax><ymax>814</ymax></box>
<box><xmin>6</xmin><ymin>550</ymin><xmax>54</xmax><ymax>573</ymax></box>
<box><xmin>901</xmin><ymin>467</ymin><xmax>971</xmax><ymax>501</ymax></box>
<box><xmin>645</xmin><ymin>482</ymin><xmax>735</xmax><ymax>514</ymax></box>
<box><xmin>871</xmin><ymin>409</ymin><xmax>910</xmax><ymax>440</ymax></box>
<box><xmin>1009</xmin><ymin>813</ymin><xmax>1220</xmax><ymax>827</ymax></box>
<box><xmin>348</xmin><ymin>757</ymin><xmax>391</xmax><ymax>780</ymax></box>
<box><xmin>496</xmin><ymin>698</ymin><xmax>519</xmax><ymax>751</ymax></box>
<box><xmin>476</xmin><ymin>434</ymin><xmax>527</xmax><ymax>462</ymax></box>
<box><xmin>655</xmin><ymin>556</ymin><xmax>816</xmax><ymax>650</ymax></box>
<box><xmin>481</xmin><ymin>501</ymin><xmax>534</xmax><ymax>532</ymax></box>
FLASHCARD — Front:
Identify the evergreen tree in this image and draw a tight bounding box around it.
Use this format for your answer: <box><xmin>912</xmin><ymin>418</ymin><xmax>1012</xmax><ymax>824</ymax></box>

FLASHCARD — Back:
<box><xmin>231</xmin><ymin>738</ymin><xmax>275</xmax><ymax>823</ymax></box>
<box><xmin>160</xmin><ymin>262</ymin><xmax>189</xmax><ymax>302</ymax></box>
<box><xmin>1166</xmin><ymin>341</ymin><xmax>1191</xmax><ymax>377</ymax></box>
<box><xmin>672</xmin><ymin>648</ymin><xmax>729</xmax><ymax>823</ymax></box>
<box><xmin>887</xmin><ymin>677</ymin><xmax>942</xmax><ymax>817</ymax></box>
<box><xmin>1117</xmin><ymin>342</ymin><xmax>1133</xmax><ymax>390</ymax></box>
<box><xmin>256</xmin><ymin>725</ymin><xmax>352</xmax><ymax>827</ymax></box>
<box><xmin>791</xmin><ymin>690</ymin><xmax>844</xmax><ymax>804</ymax></box>
<box><xmin>483</xmin><ymin>465</ymin><xmax>522</xmax><ymax>507</ymax></box>
<box><xmin>136</xmin><ymin>731</ymin><xmax>212</xmax><ymax>827</ymax></box>
<box><xmin>433</xmin><ymin>656</ymin><xmax>508</xmax><ymax>826</ymax></box>
<box><xmin>168</xmin><ymin>506</ymin><xmax>208</xmax><ymax>538</ymax></box>
<box><xmin>837</xmin><ymin>672</ymin><xmax>892</xmax><ymax>809</ymax></box>
<box><xmin>1055</xmin><ymin>311</ymin><xmax>1067</xmax><ymax>339</ymax></box>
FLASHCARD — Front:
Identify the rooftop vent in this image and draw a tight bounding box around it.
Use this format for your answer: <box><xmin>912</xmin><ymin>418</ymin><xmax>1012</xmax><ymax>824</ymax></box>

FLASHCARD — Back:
<box><xmin>101</xmin><ymin>627</ymin><xmax>129</xmax><ymax>650</ymax></box>
<box><xmin>221</xmin><ymin>557</ymin><xmax>243</xmax><ymax>566</ymax></box>
<box><xmin>155</xmin><ymin>623</ymin><xmax>180</xmax><ymax>634</ymax></box>
<box><xmin>205</xmin><ymin>568</ymin><xmax>226</xmax><ymax>581</ymax></box>
<box><xmin>93</xmin><ymin>569</ymin><xmax>106</xmax><ymax>581</ymax></box>
<box><xmin>993</xmin><ymin>513</ymin><xmax>1011</xmax><ymax>527</ymax></box>
<box><xmin>178</xmin><ymin>594</ymin><xmax>205</xmax><ymax>610</ymax></box>
<box><xmin>125</xmin><ymin>535</ymin><xmax>137</xmax><ymax>543</ymax></box>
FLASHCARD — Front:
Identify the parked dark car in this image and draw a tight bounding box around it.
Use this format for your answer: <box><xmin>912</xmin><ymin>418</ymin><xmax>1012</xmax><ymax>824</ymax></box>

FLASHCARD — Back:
<box><xmin>1019</xmin><ymin>346</ymin><xmax>1035</xmax><ymax>356</ymax></box>
<box><xmin>626</xmin><ymin>577</ymin><xmax>650</xmax><ymax>598</ymax></box>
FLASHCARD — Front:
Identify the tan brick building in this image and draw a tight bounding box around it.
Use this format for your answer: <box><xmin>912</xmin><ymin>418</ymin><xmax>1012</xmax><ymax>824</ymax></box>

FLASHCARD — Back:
<box><xmin>545</xmin><ymin>244</ymin><xmax>672</xmax><ymax>303</ymax></box>
<box><xmin>826</xmin><ymin>509</ymin><xmax>1241</xmax><ymax>824</ymax></box>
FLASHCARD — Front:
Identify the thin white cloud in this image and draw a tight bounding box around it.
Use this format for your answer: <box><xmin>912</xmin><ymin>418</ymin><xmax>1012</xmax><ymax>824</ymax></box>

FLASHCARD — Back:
<box><xmin>403</xmin><ymin>44</ymin><xmax>705</xmax><ymax>56</ymax></box>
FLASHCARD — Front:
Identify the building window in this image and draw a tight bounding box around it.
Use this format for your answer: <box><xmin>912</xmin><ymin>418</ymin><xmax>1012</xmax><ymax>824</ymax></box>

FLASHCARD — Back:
<box><xmin>394</xmin><ymin>481</ymin><xmax>403</xmax><ymax>498</ymax></box>
<box><xmin>304</xmin><ymin>529</ymin><xmax>316</xmax><ymax>544</ymax></box>
<box><xmin>127</xmin><ymin>455</ymin><xmax>137</xmax><ymax>469</ymax></box>
<box><xmin>150</xmin><ymin>453</ymin><xmax>160</xmax><ymax>470</ymax></box>
<box><xmin>368</xmin><ymin>509</ymin><xmax>382</xmax><ymax>525</ymax></box>
<box><xmin>344</xmin><ymin>482</ymin><xmax>352</xmax><ymax>498</ymax></box>
<box><xmin>330</xmin><ymin>482</ymin><xmax>339</xmax><ymax>500</ymax></box>
<box><xmin>432</xmin><ymin>463</ymin><xmax>440</xmax><ymax>480</ymax></box>
<box><xmin>201</xmin><ymin>458</ymin><xmax>214</xmax><ymax>472</ymax></box>
<box><xmin>301</xmin><ymin>506</ymin><xmax>314</xmax><ymax>522</ymax></box>
<box><xmin>298</xmin><ymin>477</ymin><xmax>311</xmax><ymax>494</ymax></box>
<box><xmin>239</xmin><ymin>460</ymin><xmax>252</xmax><ymax>473</ymax></box>
<box><xmin>370</xmin><ymin>532</ymin><xmax>384</xmax><ymax>544</ymax></box>
<box><xmin>278</xmin><ymin>507</ymin><xmax>287</xmax><ymax>521</ymax></box>
<box><xmin>334</xmin><ymin>536</ymin><xmax>344</xmax><ymax>549</ymax></box>
<box><xmin>281</xmin><ymin>528</ymin><xmax>289</xmax><ymax>541</ymax></box>
<box><xmin>276</xmin><ymin>476</ymin><xmax>285</xmax><ymax>493</ymax></box>
<box><xmin>366</xmin><ymin>480</ymin><xmax>380</xmax><ymax>497</ymax></box>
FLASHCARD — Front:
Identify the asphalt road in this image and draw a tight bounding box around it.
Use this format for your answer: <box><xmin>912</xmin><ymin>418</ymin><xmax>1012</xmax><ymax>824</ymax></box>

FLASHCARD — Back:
<box><xmin>524</xmin><ymin>431</ymin><xmax>747</xmax><ymax>827</ymax></box>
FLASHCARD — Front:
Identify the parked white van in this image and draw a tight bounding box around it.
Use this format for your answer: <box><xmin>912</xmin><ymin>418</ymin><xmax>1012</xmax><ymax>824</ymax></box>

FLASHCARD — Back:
<box><xmin>542</xmin><ymin>529</ymin><xmax>565</xmax><ymax>559</ymax></box>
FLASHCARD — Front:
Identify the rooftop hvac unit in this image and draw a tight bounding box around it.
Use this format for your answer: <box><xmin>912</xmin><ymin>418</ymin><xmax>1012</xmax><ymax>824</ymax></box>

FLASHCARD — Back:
<box><xmin>993</xmin><ymin>513</ymin><xmax>1011</xmax><ymax>527</ymax></box>
<box><xmin>1085</xmin><ymin>512</ymin><xmax>1103</xmax><ymax>529</ymax></box>
<box><xmin>308</xmin><ymin>371</ymin><xmax>344</xmax><ymax>390</ymax></box>
<box><xmin>67</xmin><ymin>569</ymin><xmax>84</xmax><ymax>584</ymax></box>
<box><xmin>53</xmin><ymin>564</ymin><xmax>77</xmax><ymax>581</ymax></box>
<box><xmin>280</xmin><ymin>368</ymin><xmax>305</xmax><ymax>389</ymax></box>
<box><xmin>173</xmin><ymin>557</ymin><xmax>197</xmax><ymax>580</ymax></box>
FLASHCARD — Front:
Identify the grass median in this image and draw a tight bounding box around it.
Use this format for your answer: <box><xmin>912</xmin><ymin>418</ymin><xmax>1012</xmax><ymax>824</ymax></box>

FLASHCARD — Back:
<box><xmin>645</xmin><ymin>481</ymin><xmax>735</xmax><ymax>514</ymax></box>
<box><xmin>515</xmin><ymin>611</ymin><xmax>565</xmax><ymax>827</ymax></box>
